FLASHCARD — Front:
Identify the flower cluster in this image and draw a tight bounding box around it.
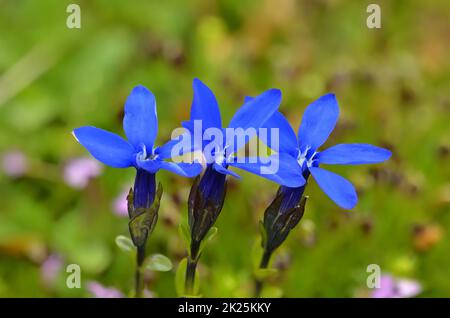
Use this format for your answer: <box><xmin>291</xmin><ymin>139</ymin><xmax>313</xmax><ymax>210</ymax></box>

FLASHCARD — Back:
<box><xmin>72</xmin><ymin>78</ymin><xmax>391</xmax><ymax>297</ymax></box>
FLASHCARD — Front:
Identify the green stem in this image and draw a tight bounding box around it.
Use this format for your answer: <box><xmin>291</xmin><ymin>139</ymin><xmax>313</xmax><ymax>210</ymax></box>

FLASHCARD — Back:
<box><xmin>254</xmin><ymin>249</ymin><xmax>273</xmax><ymax>298</ymax></box>
<box><xmin>184</xmin><ymin>255</ymin><xmax>198</xmax><ymax>296</ymax></box>
<box><xmin>135</xmin><ymin>244</ymin><xmax>146</xmax><ymax>298</ymax></box>
<box><xmin>184</xmin><ymin>240</ymin><xmax>201</xmax><ymax>296</ymax></box>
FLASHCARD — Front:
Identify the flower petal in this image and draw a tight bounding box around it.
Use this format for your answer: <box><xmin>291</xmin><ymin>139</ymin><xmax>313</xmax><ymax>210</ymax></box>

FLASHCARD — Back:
<box><xmin>317</xmin><ymin>143</ymin><xmax>392</xmax><ymax>165</ymax></box>
<box><xmin>309</xmin><ymin>167</ymin><xmax>357</xmax><ymax>209</ymax></box>
<box><xmin>298</xmin><ymin>93</ymin><xmax>339</xmax><ymax>151</ymax></box>
<box><xmin>213</xmin><ymin>163</ymin><xmax>241</xmax><ymax>179</ymax></box>
<box><xmin>229</xmin><ymin>153</ymin><xmax>305</xmax><ymax>187</ymax></box>
<box><xmin>156</xmin><ymin>131</ymin><xmax>198</xmax><ymax>159</ymax></box>
<box><xmin>244</xmin><ymin>96</ymin><xmax>254</xmax><ymax>103</ymax></box>
<box><xmin>123</xmin><ymin>85</ymin><xmax>158</xmax><ymax>150</ymax></box>
<box><xmin>159</xmin><ymin>161</ymin><xmax>203</xmax><ymax>177</ymax></box>
<box><xmin>190</xmin><ymin>78</ymin><xmax>222</xmax><ymax>129</ymax></box>
<box><xmin>72</xmin><ymin>126</ymin><xmax>135</xmax><ymax>168</ymax></box>
<box><xmin>136</xmin><ymin>159</ymin><xmax>162</xmax><ymax>174</ymax></box>
<box><xmin>259</xmin><ymin>112</ymin><xmax>298</xmax><ymax>156</ymax></box>
<box><xmin>228</xmin><ymin>88</ymin><xmax>281</xmax><ymax>131</ymax></box>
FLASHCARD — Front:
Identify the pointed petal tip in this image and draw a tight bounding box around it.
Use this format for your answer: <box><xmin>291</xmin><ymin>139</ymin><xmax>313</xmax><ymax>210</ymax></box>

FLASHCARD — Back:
<box><xmin>132</xmin><ymin>84</ymin><xmax>150</xmax><ymax>92</ymax></box>
<box><xmin>310</xmin><ymin>167</ymin><xmax>358</xmax><ymax>210</ymax></box>
<box><xmin>71</xmin><ymin>129</ymin><xmax>79</xmax><ymax>142</ymax></box>
<box><xmin>339</xmin><ymin>196</ymin><xmax>358</xmax><ymax>210</ymax></box>
<box><xmin>384</xmin><ymin>148</ymin><xmax>393</xmax><ymax>161</ymax></box>
<box><xmin>192</xmin><ymin>77</ymin><xmax>207</xmax><ymax>89</ymax></box>
<box><xmin>267</xmin><ymin>88</ymin><xmax>282</xmax><ymax>99</ymax></box>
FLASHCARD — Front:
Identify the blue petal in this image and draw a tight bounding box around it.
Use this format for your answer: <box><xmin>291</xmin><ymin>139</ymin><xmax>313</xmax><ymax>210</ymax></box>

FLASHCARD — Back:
<box><xmin>181</xmin><ymin>120</ymin><xmax>194</xmax><ymax>132</ymax></box>
<box><xmin>317</xmin><ymin>143</ymin><xmax>392</xmax><ymax>165</ymax></box>
<box><xmin>297</xmin><ymin>93</ymin><xmax>339</xmax><ymax>151</ymax></box>
<box><xmin>73</xmin><ymin>126</ymin><xmax>135</xmax><ymax>168</ymax></box>
<box><xmin>309</xmin><ymin>167</ymin><xmax>357</xmax><ymax>209</ymax></box>
<box><xmin>190</xmin><ymin>78</ymin><xmax>222</xmax><ymax>129</ymax></box>
<box><xmin>123</xmin><ymin>85</ymin><xmax>158</xmax><ymax>150</ymax></box>
<box><xmin>259</xmin><ymin>112</ymin><xmax>298</xmax><ymax>156</ymax></box>
<box><xmin>133</xmin><ymin>169</ymin><xmax>156</xmax><ymax>208</ymax></box>
<box><xmin>226</xmin><ymin>89</ymin><xmax>281</xmax><ymax>154</ymax></box>
<box><xmin>159</xmin><ymin>161</ymin><xmax>203</xmax><ymax>177</ymax></box>
<box><xmin>228</xmin><ymin>88</ymin><xmax>281</xmax><ymax>131</ymax></box>
<box><xmin>136</xmin><ymin>158</ymin><xmax>162</xmax><ymax>174</ymax></box>
<box><xmin>229</xmin><ymin>153</ymin><xmax>305</xmax><ymax>187</ymax></box>
<box><xmin>213</xmin><ymin>163</ymin><xmax>241</xmax><ymax>179</ymax></box>
<box><xmin>244</xmin><ymin>96</ymin><xmax>254</xmax><ymax>103</ymax></box>
<box><xmin>156</xmin><ymin>131</ymin><xmax>199</xmax><ymax>159</ymax></box>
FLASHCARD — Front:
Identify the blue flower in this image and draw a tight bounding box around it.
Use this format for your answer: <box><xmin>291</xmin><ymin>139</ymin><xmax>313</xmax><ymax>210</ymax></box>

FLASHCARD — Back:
<box><xmin>182</xmin><ymin>79</ymin><xmax>304</xmax><ymax>190</ymax></box>
<box><xmin>261</xmin><ymin>93</ymin><xmax>391</xmax><ymax>210</ymax></box>
<box><xmin>183</xmin><ymin>79</ymin><xmax>299</xmax><ymax>250</ymax></box>
<box><xmin>72</xmin><ymin>85</ymin><xmax>202</xmax><ymax>209</ymax></box>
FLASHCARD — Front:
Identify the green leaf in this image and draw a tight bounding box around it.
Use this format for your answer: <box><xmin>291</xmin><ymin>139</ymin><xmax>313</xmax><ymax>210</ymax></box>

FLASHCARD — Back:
<box><xmin>198</xmin><ymin>226</ymin><xmax>218</xmax><ymax>254</ymax></box>
<box><xmin>145</xmin><ymin>254</ymin><xmax>173</xmax><ymax>272</ymax></box>
<box><xmin>254</xmin><ymin>268</ymin><xmax>278</xmax><ymax>280</ymax></box>
<box><xmin>251</xmin><ymin>240</ymin><xmax>263</xmax><ymax>269</ymax></box>
<box><xmin>178</xmin><ymin>223</ymin><xmax>191</xmax><ymax>253</ymax></box>
<box><xmin>115</xmin><ymin>235</ymin><xmax>135</xmax><ymax>252</ymax></box>
<box><xmin>128</xmin><ymin>183</ymin><xmax>162</xmax><ymax>246</ymax></box>
<box><xmin>175</xmin><ymin>257</ymin><xmax>201</xmax><ymax>297</ymax></box>
<box><xmin>175</xmin><ymin>258</ymin><xmax>187</xmax><ymax>296</ymax></box>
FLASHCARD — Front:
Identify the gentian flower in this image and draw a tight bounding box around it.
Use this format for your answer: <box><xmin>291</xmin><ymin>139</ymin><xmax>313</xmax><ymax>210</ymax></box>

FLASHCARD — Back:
<box><xmin>261</xmin><ymin>93</ymin><xmax>392</xmax><ymax>211</ymax></box>
<box><xmin>182</xmin><ymin>80</ymin><xmax>302</xmax><ymax>240</ymax></box>
<box><xmin>73</xmin><ymin>85</ymin><xmax>202</xmax><ymax>251</ymax></box>
<box><xmin>179</xmin><ymin>79</ymin><xmax>297</xmax><ymax>295</ymax></box>
<box><xmin>72</xmin><ymin>85</ymin><xmax>202</xmax><ymax>212</ymax></box>
<box><xmin>183</xmin><ymin>79</ymin><xmax>303</xmax><ymax>200</ymax></box>
<box><xmin>254</xmin><ymin>94</ymin><xmax>391</xmax><ymax>297</ymax></box>
<box><xmin>73</xmin><ymin>85</ymin><xmax>202</xmax><ymax>297</ymax></box>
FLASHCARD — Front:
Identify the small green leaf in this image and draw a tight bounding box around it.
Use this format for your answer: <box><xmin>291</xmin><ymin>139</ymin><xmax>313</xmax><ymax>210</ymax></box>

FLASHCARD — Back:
<box><xmin>175</xmin><ymin>258</ymin><xmax>201</xmax><ymax>297</ymax></box>
<box><xmin>254</xmin><ymin>268</ymin><xmax>278</xmax><ymax>280</ymax></box>
<box><xmin>145</xmin><ymin>254</ymin><xmax>173</xmax><ymax>272</ymax></box>
<box><xmin>115</xmin><ymin>235</ymin><xmax>135</xmax><ymax>252</ymax></box>
<box><xmin>178</xmin><ymin>223</ymin><xmax>191</xmax><ymax>253</ymax></box>
<box><xmin>198</xmin><ymin>227</ymin><xmax>218</xmax><ymax>254</ymax></box>
<box><xmin>175</xmin><ymin>258</ymin><xmax>187</xmax><ymax>296</ymax></box>
<box><xmin>205</xmin><ymin>226</ymin><xmax>218</xmax><ymax>242</ymax></box>
<box><xmin>251</xmin><ymin>240</ymin><xmax>263</xmax><ymax>269</ymax></box>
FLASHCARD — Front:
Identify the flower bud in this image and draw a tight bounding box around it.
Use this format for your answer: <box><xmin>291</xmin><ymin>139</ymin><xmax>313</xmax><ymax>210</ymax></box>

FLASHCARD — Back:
<box><xmin>188</xmin><ymin>166</ymin><xmax>227</xmax><ymax>256</ymax></box>
<box><xmin>127</xmin><ymin>169</ymin><xmax>162</xmax><ymax>247</ymax></box>
<box><xmin>261</xmin><ymin>186</ymin><xmax>308</xmax><ymax>253</ymax></box>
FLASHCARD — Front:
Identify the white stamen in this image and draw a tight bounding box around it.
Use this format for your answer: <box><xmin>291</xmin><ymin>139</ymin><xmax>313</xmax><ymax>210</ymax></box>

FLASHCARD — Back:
<box><xmin>297</xmin><ymin>146</ymin><xmax>316</xmax><ymax>168</ymax></box>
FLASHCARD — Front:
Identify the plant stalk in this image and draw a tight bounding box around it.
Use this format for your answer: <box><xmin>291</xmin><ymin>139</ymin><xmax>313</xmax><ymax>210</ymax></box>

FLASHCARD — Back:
<box><xmin>254</xmin><ymin>249</ymin><xmax>273</xmax><ymax>298</ymax></box>
<box><xmin>135</xmin><ymin>244</ymin><xmax>146</xmax><ymax>298</ymax></box>
<box><xmin>185</xmin><ymin>255</ymin><xmax>198</xmax><ymax>296</ymax></box>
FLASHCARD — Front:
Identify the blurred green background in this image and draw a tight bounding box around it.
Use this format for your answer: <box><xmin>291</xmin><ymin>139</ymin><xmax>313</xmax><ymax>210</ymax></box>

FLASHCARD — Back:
<box><xmin>0</xmin><ymin>0</ymin><xmax>449</xmax><ymax>297</ymax></box>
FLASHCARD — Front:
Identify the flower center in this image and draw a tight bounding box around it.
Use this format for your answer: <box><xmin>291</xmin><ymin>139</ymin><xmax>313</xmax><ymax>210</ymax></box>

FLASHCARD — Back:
<box><xmin>137</xmin><ymin>144</ymin><xmax>158</xmax><ymax>162</ymax></box>
<box><xmin>297</xmin><ymin>146</ymin><xmax>317</xmax><ymax>170</ymax></box>
<box><xmin>214</xmin><ymin>145</ymin><xmax>231</xmax><ymax>166</ymax></box>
